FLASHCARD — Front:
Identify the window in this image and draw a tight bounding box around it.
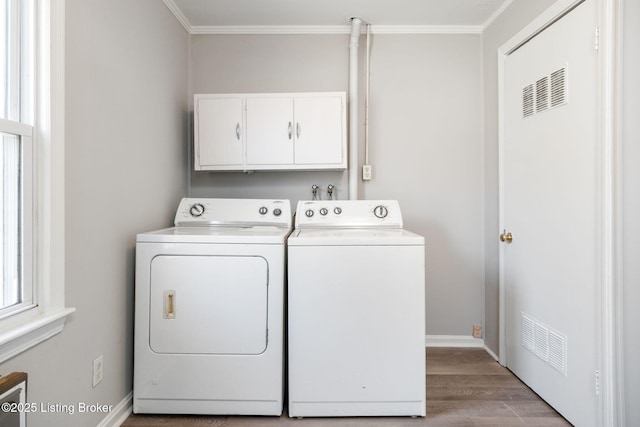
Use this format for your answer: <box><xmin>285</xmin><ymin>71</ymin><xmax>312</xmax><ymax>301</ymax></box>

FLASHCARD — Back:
<box><xmin>0</xmin><ymin>0</ymin><xmax>73</xmax><ymax>362</ymax></box>
<box><xmin>1</xmin><ymin>0</ymin><xmax>33</xmax><ymax>318</ymax></box>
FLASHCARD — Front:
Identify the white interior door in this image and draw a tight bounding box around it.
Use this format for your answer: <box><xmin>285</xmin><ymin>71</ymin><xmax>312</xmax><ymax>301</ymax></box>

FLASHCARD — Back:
<box><xmin>501</xmin><ymin>1</ymin><xmax>600</xmax><ymax>426</ymax></box>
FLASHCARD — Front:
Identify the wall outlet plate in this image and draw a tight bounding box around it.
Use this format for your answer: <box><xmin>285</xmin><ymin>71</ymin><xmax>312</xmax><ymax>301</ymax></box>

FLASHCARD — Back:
<box><xmin>362</xmin><ymin>164</ymin><xmax>372</xmax><ymax>181</ymax></box>
<box><xmin>473</xmin><ymin>324</ymin><xmax>482</xmax><ymax>338</ymax></box>
<box><xmin>93</xmin><ymin>355</ymin><xmax>104</xmax><ymax>387</ymax></box>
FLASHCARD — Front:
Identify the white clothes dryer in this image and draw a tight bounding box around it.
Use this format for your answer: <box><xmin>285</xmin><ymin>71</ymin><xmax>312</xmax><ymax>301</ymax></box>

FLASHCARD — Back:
<box><xmin>133</xmin><ymin>198</ymin><xmax>291</xmax><ymax>415</ymax></box>
<box><xmin>287</xmin><ymin>200</ymin><xmax>426</xmax><ymax>418</ymax></box>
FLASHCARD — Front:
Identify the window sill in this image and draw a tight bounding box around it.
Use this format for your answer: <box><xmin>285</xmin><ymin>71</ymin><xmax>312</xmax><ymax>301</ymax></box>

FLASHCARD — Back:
<box><xmin>0</xmin><ymin>307</ymin><xmax>75</xmax><ymax>364</ymax></box>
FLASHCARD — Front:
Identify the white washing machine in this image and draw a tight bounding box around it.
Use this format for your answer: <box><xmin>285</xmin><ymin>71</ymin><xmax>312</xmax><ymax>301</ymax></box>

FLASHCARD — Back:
<box><xmin>287</xmin><ymin>200</ymin><xmax>426</xmax><ymax>418</ymax></box>
<box><xmin>133</xmin><ymin>198</ymin><xmax>291</xmax><ymax>415</ymax></box>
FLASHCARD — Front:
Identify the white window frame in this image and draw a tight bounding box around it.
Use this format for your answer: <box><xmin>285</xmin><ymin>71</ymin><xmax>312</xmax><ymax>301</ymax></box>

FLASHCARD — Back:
<box><xmin>0</xmin><ymin>121</ymin><xmax>33</xmax><ymax>318</ymax></box>
<box><xmin>0</xmin><ymin>0</ymin><xmax>73</xmax><ymax>363</ymax></box>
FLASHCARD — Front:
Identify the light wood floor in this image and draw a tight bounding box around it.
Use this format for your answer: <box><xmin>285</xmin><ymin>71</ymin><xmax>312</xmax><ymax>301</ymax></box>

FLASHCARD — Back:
<box><xmin>123</xmin><ymin>347</ymin><xmax>572</xmax><ymax>426</ymax></box>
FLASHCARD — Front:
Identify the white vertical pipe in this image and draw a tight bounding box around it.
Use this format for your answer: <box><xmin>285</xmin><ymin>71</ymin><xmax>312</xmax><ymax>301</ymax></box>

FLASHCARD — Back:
<box><xmin>364</xmin><ymin>24</ymin><xmax>371</xmax><ymax>166</ymax></box>
<box><xmin>348</xmin><ymin>18</ymin><xmax>362</xmax><ymax>200</ymax></box>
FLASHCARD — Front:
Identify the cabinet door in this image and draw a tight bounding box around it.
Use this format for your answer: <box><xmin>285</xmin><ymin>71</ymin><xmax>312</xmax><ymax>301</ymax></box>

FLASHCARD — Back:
<box><xmin>195</xmin><ymin>97</ymin><xmax>244</xmax><ymax>169</ymax></box>
<box><xmin>246</xmin><ymin>97</ymin><xmax>294</xmax><ymax>166</ymax></box>
<box><xmin>293</xmin><ymin>95</ymin><xmax>345</xmax><ymax>166</ymax></box>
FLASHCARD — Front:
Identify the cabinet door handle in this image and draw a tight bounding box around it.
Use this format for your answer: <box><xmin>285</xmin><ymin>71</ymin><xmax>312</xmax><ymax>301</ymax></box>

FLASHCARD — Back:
<box><xmin>235</xmin><ymin>123</ymin><xmax>241</xmax><ymax>140</ymax></box>
<box><xmin>288</xmin><ymin>121</ymin><xmax>292</xmax><ymax>140</ymax></box>
<box><xmin>296</xmin><ymin>122</ymin><xmax>301</xmax><ymax>139</ymax></box>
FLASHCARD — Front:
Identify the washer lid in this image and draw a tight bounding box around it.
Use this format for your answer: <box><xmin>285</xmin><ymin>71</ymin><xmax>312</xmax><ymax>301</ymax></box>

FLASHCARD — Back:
<box><xmin>137</xmin><ymin>225</ymin><xmax>291</xmax><ymax>244</ymax></box>
<box><xmin>288</xmin><ymin>228</ymin><xmax>424</xmax><ymax>246</ymax></box>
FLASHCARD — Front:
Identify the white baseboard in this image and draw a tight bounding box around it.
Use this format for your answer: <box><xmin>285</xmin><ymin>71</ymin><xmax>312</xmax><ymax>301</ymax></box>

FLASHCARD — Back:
<box><xmin>425</xmin><ymin>335</ymin><xmax>485</xmax><ymax>348</ymax></box>
<box><xmin>483</xmin><ymin>344</ymin><xmax>500</xmax><ymax>363</ymax></box>
<box><xmin>97</xmin><ymin>391</ymin><xmax>132</xmax><ymax>427</ymax></box>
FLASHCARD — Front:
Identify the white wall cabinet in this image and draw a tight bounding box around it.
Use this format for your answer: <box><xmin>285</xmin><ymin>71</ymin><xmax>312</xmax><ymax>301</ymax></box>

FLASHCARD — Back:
<box><xmin>194</xmin><ymin>92</ymin><xmax>346</xmax><ymax>171</ymax></box>
<box><xmin>196</xmin><ymin>97</ymin><xmax>244</xmax><ymax>168</ymax></box>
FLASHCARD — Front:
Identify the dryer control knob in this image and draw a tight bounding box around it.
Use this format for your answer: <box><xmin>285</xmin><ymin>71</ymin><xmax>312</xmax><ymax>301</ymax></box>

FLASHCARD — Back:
<box><xmin>259</xmin><ymin>206</ymin><xmax>268</xmax><ymax>215</ymax></box>
<box><xmin>305</xmin><ymin>209</ymin><xmax>314</xmax><ymax>218</ymax></box>
<box><xmin>189</xmin><ymin>203</ymin><xmax>205</xmax><ymax>217</ymax></box>
<box><xmin>373</xmin><ymin>205</ymin><xmax>388</xmax><ymax>218</ymax></box>
<box><xmin>334</xmin><ymin>207</ymin><xmax>342</xmax><ymax>215</ymax></box>
<box><xmin>319</xmin><ymin>208</ymin><xmax>328</xmax><ymax>216</ymax></box>
<box><xmin>273</xmin><ymin>208</ymin><xmax>282</xmax><ymax>216</ymax></box>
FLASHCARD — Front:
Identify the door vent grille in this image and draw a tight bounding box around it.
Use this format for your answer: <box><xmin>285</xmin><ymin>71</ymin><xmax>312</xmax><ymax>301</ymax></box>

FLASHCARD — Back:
<box><xmin>522</xmin><ymin>65</ymin><xmax>568</xmax><ymax>118</ymax></box>
<box><xmin>535</xmin><ymin>77</ymin><xmax>549</xmax><ymax>113</ymax></box>
<box><xmin>521</xmin><ymin>313</ymin><xmax>535</xmax><ymax>350</ymax></box>
<box><xmin>548</xmin><ymin>330</ymin><xmax>568</xmax><ymax>375</ymax></box>
<box><xmin>534</xmin><ymin>322</ymin><xmax>550</xmax><ymax>360</ymax></box>
<box><xmin>550</xmin><ymin>67</ymin><xmax>567</xmax><ymax>107</ymax></box>
<box><xmin>521</xmin><ymin>312</ymin><xmax>567</xmax><ymax>376</ymax></box>
<box><xmin>522</xmin><ymin>85</ymin><xmax>534</xmax><ymax>118</ymax></box>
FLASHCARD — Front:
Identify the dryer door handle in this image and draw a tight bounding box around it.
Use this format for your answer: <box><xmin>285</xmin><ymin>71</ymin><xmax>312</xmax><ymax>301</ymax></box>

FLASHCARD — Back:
<box><xmin>164</xmin><ymin>290</ymin><xmax>176</xmax><ymax>319</ymax></box>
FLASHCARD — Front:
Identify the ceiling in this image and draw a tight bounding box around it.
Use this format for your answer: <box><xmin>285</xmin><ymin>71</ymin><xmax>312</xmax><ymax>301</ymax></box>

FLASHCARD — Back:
<box><xmin>163</xmin><ymin>0</ymin><xmax>514</xmax><ymax>34</ymax></box>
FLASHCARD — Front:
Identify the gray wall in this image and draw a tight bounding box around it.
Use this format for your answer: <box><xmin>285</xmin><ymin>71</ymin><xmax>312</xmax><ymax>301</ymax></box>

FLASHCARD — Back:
<box><xmin>481</xmin><ymin>0</ymin><xmax>558</xmax><ymax>354</ymax></box>
<box><xmin>622</xmin><ymin>0</ymin><xmax>640</xmax><ymax>424</ymax></box>
<box><xmin>361</xmin><ymin>35</ymin><xmax>484</xmax><ymax>336</ymax></box>
<box><xmin>190</xmin><ymin>33</ymin><xmax>485</xmax><ymax>337</ymax></box>
<box><xmin>0</xmin><ymin>1</ymin><xmax>189</xmax><ymax>426</ymax></box>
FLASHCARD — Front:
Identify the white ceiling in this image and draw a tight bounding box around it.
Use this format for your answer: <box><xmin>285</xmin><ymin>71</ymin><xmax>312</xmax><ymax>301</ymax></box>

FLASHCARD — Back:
<box><xmin>164</xmin><ymin>0</ymin><xmax>514</xmax><ymax>34</ymax></box>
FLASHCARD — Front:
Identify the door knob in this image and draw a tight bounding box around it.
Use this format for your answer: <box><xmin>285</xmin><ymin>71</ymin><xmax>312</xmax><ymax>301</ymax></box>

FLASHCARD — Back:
<box><xmin>499</xmin><ymin>231</ymin><xmax>513</xmax><ymax>244</ymax></box>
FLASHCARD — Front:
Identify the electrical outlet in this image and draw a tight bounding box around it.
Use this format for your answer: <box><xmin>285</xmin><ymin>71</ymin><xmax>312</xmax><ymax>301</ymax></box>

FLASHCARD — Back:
<box><xmin>473</xmin><ymin>324</ymin><xmax>482</xmax><ymax>338</ymax></box>
<box><xmin>362</xmin><ymin>164</ymin><xmax>372</xmax><ymax>181</ymax></box>
<box><xmin>93</xmin><ymin>355</ymin><xmax>104</xmax><ymax>387</ymax></box>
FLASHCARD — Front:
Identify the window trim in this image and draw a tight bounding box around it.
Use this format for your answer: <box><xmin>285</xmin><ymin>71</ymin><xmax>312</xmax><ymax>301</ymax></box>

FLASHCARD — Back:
<box><xmin>0</xmin><ymin>0</ymin><xmax>73</xmax><ymax>364</ymax></box>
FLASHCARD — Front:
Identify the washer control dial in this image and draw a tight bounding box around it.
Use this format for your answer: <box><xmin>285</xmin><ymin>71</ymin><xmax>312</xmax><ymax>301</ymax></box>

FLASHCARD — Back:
<box><xmin>334</xmin><ymin>207</ymin><xmax>342</xmax><ymax>215</ymax></box>
<box><xmin>305</xmin><ymin>209</ymin><xmax>314</xmax><ymax>218</ymax></box>
<box><xmin>189</xmin><ymin>203</ymin><xmax>205</xmax><ymax>218</ymax></box>
<box><xmin>259</xmin><ymin>206</ymin><xmax>268</xmax><ymax>215</ymax></box>
<box><xmin>373</xmin><ymin>205</ymin><xmax>388</xmax><ymax>219</ymax></box>
<box><xmin>319</xmin><ymin>208</ymin><xmax>329</xmax><ymax>216</ymax></box>
<box><xmin>273</xmin><ymin>208</ymin><xmax>282</xmax><ymax>216</ymax></box>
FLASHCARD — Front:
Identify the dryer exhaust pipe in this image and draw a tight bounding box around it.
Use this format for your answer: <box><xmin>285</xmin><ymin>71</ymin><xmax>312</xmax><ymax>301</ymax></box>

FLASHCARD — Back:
<box><xmin>348</xmin><ymin>17</ymin><xmax>362</xmax><ymax>200</ymax></box>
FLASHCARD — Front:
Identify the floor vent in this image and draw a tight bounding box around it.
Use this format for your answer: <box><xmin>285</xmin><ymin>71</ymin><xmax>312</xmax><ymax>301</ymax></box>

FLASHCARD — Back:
<box><xmin>522</xmin><ymin>64</ymin><xmax>568</xmax><ymax>118</ymax></box>
<box><xmin>521</xmin><ymin>313</ymin><xmax>567</xmax><ymax>376</ymax></box>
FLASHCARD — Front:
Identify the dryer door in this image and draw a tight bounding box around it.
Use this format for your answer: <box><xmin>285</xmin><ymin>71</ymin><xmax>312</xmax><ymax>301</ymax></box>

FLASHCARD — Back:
<box><xmin>149</xmin><ymin>255</ymin><xmax>268</xmax><ymax>355</ymax></box>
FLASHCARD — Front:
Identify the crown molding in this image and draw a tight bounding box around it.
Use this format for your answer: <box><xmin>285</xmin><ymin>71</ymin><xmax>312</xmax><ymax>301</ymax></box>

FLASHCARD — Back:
<box><xmin>482</xmin><ymin>0</ymin><xmax>515</xmax><ymax>29</ymax></box>
<box><xmin>372</xmin><ymin>25</ymin><xmax>482</xmax><ymax>34</ymax></box>
<box><xmin>190</xmin><ymin>24</ymin><xmax>483</xmax><ymax>35</ymax></box>
<box><xmin>163</xmin><ymin>0</ymin><xmax>485</xmax><ymax>35</ymax></box>
<box><xmin>162</xmin><ymin>0</ymin><xmax>190</xmax><ymax>33</ymax></box>
<box><xmin>190</xmin><ymin>25</ymin><xmax>350</xmax><ymax>35</ymax></box>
